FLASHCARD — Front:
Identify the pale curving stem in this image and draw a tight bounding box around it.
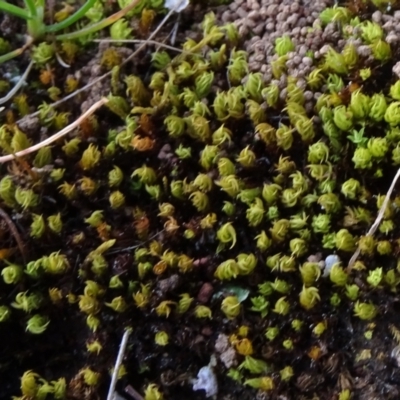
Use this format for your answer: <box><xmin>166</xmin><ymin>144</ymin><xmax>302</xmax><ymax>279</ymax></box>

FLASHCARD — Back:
<box><xmin>0</xmin><ymin>60</ymin><xmax>34</xmax><ymax>105</ymax></box>
<box><xmin>0</xmin><ymin>207</ymin><xmax>27</xmax><ymax>264</ymax></box>
<box><xmin>124</xmin><ymin>385</ymin><xmax>145</xmax><ymax>400</ymax></box>
<box><xmin>347</xmin><ymin>167</ymin><xmax>400</xmax><ymax>272</ymax></box>
<box><xmin>0</xmin><ymin>36</ymin><xmax>33</xmax><ymax>65</ymax></box>
<box><xmin>93</xmin><ymin>38</ymin><xmax>194</xmax><ymax>55</ymax></box>
<box><xmin>107</xmin><ymin>329</ymin><xmax>132</xmax><ymax>400</ymax></box>
<box><xmin>0</xmin><ymin>97</ymin><xmax>108</xmax><ymax>163</ymax></box>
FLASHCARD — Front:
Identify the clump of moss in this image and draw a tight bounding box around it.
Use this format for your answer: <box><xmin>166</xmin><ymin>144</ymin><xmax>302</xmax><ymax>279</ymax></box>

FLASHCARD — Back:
<box><xmin>3</xmin><ymin>2</ymin><xmax>400</xmax><ymax>399</ymax></box>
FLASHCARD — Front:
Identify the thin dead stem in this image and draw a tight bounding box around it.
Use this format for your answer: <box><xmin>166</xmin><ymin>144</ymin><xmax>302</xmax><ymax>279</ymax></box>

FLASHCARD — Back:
<box><xmin>55</xmin><ymin>52</ymin><xmax>70</xmax><ymax>68</ymax></box>
<box><xmin>93</xmin><ymin>38</ymin><xmax>193</xmax><ymax>54</ymax></box>
<box><xmin>107</xmin><ymin>229</ymin><xmax>166</xmax><ymax>255</ymax></box>
<box><xmin>0</xmin><ymin>97</ymin><xmax>108</xmax><ymax>163</ymax></box>
<box><xmin>107</xmin><ymin>329</ymin><xmax>131</xmax><ymax>400</ymax></box>
<box><xmin>0</xmin><ymin>207</ymin><xmax>27</xmax><ymax>264</ymax></box>
<box><xmin>124</xmin><ymin>385</ymin><xmax>144</xmax><ymax>400</ymax></box>
<box><xmin>0</xmin><ymin>61</ymin><xmax>34</xmax><ymax>105</ymax></box>
<box><xmin>347</xmin><ymin>167</ymin><xmax>400</xmax><ymax>272</ymax></box>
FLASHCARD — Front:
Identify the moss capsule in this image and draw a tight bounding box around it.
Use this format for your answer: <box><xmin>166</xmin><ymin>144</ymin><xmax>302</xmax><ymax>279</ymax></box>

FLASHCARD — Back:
<box><xmin>194</xmin><ymin>305</ymin><xmax>212</xmax><ymax>319</ymax></box>
<box><xmin>215</xmin><ymin>259</ymin><xmax>239</xmax><ymax>280</ymax></box>
<box><xmin>216</xmin><ymin>223</ymin><xmax>237</xmax><ymax>249</ymax></box>
<box><xmin>2</xmin><ymin>263</ymin><xmax>23</xmax><ymax>284</ymax></box>
<box><xmin>144</xmin><ymin>384</ymin><xmax>163</xmax><ymax>400</ymax></box>
<box><xmin>155</xmin><ymin>331</ymin><xmax>169</xmax><ymax>346</ymax></box>
<box><xmin>299</xmin><ymin>286</ymin><xmax>320</xmax><ymax>310</ymax></box>
<box><xmin>30</xmin><ymin>214</ymin><xmax>46</xmax><ymax>238</ymax></box>
<box><xmin>221</xmin><ymin>296</ymin><xmax>241</xmax><ymax>319</ymax></box>
<box><xmin>177</xmin><ymin>293</ymin><xmax>193</xmax><ymax>314</ymax></box>
<box><xmin>47</xmin><ymin>213</ymin><xmax>62</xmax><ymax>234</ymax></box>
<box><xmin>26</xmin><ymin>314</ymin><xmax>50</xmax><ymax>334</ymax></box>
<box><xmin>354</xmin><ymin>301</ymin><xmax>377</xmax><ymax>320</ymax></box>
<box><xmin>272</xmin><ymin>297</ymin><xmax>290</xmax><ymax>315</ymax></box>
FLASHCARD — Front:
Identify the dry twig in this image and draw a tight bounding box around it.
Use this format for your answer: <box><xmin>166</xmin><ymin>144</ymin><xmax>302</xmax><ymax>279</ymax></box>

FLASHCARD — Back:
<box><xmin>107</xmin><ymin>329</ymin><xmax>131</xmax><ymax>400</ymax></box>
<box><xmin>0</xmin><ymin>207</ymin><xmax>27</xmax><ymax>264</ymax></box>
<box><xmin>124</xmin><ymin>385</ymin><xmax>145</xmax><ymax>400</ymax></box>
<box><xmin>0</xmin><ymin>60</ymin><xmax>34</xmax><ymax>105</ymax></box>
<box><xmin>93</xmin><ymin>38</ymin><xmax>194</xmax><ymax>54</ymax></box>
<box><xmin>0</xmin><ymin>97</ymin><xmax>108</xmax><ymax>163</ymax></box>
<box><xmin>347</xmin><ymin>167</ymin><xmax>400</xmax><ymax>272</ymax></box>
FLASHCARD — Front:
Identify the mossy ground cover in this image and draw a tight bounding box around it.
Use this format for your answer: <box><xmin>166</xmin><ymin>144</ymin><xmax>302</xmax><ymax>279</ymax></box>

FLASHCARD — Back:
<box><xmin>3</xmin><ymin>0</ymin><xmax>400</xmax><ymax>399</ymax></box>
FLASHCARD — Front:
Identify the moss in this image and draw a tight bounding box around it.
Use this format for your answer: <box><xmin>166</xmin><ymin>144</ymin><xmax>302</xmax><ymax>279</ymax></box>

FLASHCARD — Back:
<box><xmin>3</xmin><ymin>2</ymin><xmax>400</xmax><ymax>399</ymax></box>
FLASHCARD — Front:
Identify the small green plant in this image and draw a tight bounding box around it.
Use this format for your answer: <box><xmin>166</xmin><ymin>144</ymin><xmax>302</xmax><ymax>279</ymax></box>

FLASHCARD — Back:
<box><xmin>0</xmin><ymin>0</ymin><xmax>140</xmax><ymax>64</ymax></box>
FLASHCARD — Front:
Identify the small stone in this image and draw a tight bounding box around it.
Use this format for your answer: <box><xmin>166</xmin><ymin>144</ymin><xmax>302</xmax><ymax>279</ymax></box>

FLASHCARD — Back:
<box><xmin>287</xmin><ymin>14</ymin><xmax>299</xmax><ymax>26</ymax></box>
<box><xmin>252</xmin><ymin>24</ymin><xmax>265</xmax><ymax>36</ymax></box>
<box><xmin>302</xmin><ymin>56</ymin><xmax>313</xmax><ymax>67</ymax></box>
<box><xmin>304</xmin><ymin>90</ymin><xmax>314</xmax><ymax>101</ymax></box>
<box><xmin>215</xmin><ymin>334</ymin><xmax>230</xmax><ymax>353</ymax></box>
<box><xmin>192</xmin><ymin>365</ymin><xmax>218</xmax><ymax>398</ymax></box>
<box><xmin>324</xmin><ymin>254</ymin><xmax>340</xmax><ymax>277</ymax></box>
<box><xmin>246</xmin><ymin>18</ymin><xmax>257</xmax><ymax>29</ymax></box>
<box><xmin>266</xmin><ymin>4</ymin><xmax>279</xmax><ymax>17</ymax></box>
<box><xmin>236</xmin><ymin>7</ymin><xmax>248</xmax><ymax>19</ymax></box>
<box><xmin>279</xmin><ymin>87</ymin><xmax>288</xmax><ymax>101</ymax></box>
<box><xmin>164</xmin><ymin>0</ymin><xmax>189</xmax><ymax>12</ymax></box>
<box><xmin>265</xmin><ymin>21</ymin><xmax>275</xmax><ymax>32</ymax></box>
<box><xmin>393</xmin><ymin>62</ymin><xmax>400</xmax><ymax>78</ymax></box>
<box><xmin>238</xmin><ymin>24</ymin><xmax>249</xmax><ymax>37</ymax></box>
<box><xmin>221</xmin><ymin>10</ymin><xmax>232</xmax><ymax>23</ymax></box>
<box><xmin>372</xmin><ymin>10</ymin><xmax>382</xmax><ymax>23</ymax></box>
<box><xmin>17</xmin><ymin>115</ymin><xmax>40</xmax><ymax>135</ymax></box>
<box><xmin>259</xmin><ymin>7</ymin><xmax>268</xmax><ymax>18</ymax></box>
<box><xmin>157</xmin><ymin>274</ymin><xmax>180</xmax><ymax>295</ymax></box>
<box><xmin>229</xmin><ymin>2</ymin><xmax>238</xmax><ymax>12</ymax></box>
<box><xmin>220</xmin><ymin>347</ymin><xmax>237</xmax><ymax>368</ymax></box>
<box><xmin>197</xmin><ymin>283</ymin><xmax>214</xmax><ymax>303</ymax></box>
<box><xmin>386</xmin><ymin>33</ymin><xmax>398</xmax><ymax>45</ymax></box>
<box><xmin>293</xmin><ymin>55</ymin><xmax>302</xmax><ymax>65</ymax></box>
<box><xmin>357</xmin><ymin>45</ymin><xmax>372</xmax><ymax>57</ymax></box>
<box><xmin>201</xmin><ymin>326</ymin><xmax>213</xmax><ymax>336</ymax></box>
<box><xmin>290</xmin><ymin>2</ymin><xmax>300</xmax><ymax>13</ymax></box>
<box><xmin>392</xmin><ymin>345</ymin><xmax>400</xmax><ymax>367</ymax></box>
<box><xmin>308</xmin><ymin>253</ymin><xmax>323</xmax><ymax>263</ymax></box>
<box><xmin>384</xmin><ymin>20</ymin><xmax>394</xmax><ymax>31</ymax></box>
<box><xmin>248</xmin><ymin>10</ymin><xmax>259</xmax><ymax>20</ymax></box>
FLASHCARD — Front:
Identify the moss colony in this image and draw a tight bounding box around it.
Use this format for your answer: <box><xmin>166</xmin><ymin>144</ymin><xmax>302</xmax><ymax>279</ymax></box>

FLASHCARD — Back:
<box><xmin>4</xmin><ymin>0</ymin><xmax>400</xmax><ymax>399</ymax></box>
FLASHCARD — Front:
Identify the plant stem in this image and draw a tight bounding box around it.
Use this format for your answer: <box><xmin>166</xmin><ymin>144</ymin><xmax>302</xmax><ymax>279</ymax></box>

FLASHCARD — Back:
<box><xmin>347</xmin><ymin>166</ymin><xmax>400</xmax><ymax>272</ymax></box>
<box><xmin>0</xmin><ymin>48</ymin><xmax>24</xmax><ymax>64</ymax></box>
<box><xmin>46</xmin><ymin>0</ymin><xmax>97</xmax><ymax>33</ymax></box>
<box><xmin>26</xmin><ymin>6</ymin><xmax>45</xmax><ymax>39</ymax></box>
<box><xmin>55</xmin><ymin>0</ymin><xmax>141</xmax><ymax>41</ymax></box>
<box><xmin>0</xmin><ymin>1</ymin><xmax>31</xmax><ymax>20</ymax></box>
<box><xmin>0</xmin><ymin>37</ymin><xmax>33</xmax><ymax>64</ymax></box>
<box><xmin>23</xmin><ymin>0</ymin><xmax>38</xmax><ymax>17</ymax></box>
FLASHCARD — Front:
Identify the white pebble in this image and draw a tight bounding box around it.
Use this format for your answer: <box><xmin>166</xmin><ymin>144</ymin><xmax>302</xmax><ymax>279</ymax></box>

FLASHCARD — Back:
<box><xmin>192</xmin><ymin>365</ymin><xmax>218</xmax><ymax>398</ymax></box>
<box><xmin>164</xmin><ymin>0</ymin><xmax>189</xmax><ymax>12</ymax></box>
<box><xmin>324</xmin><ymin>254</ymin><xmax>340</xmax><ymax>277</ymax></box>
